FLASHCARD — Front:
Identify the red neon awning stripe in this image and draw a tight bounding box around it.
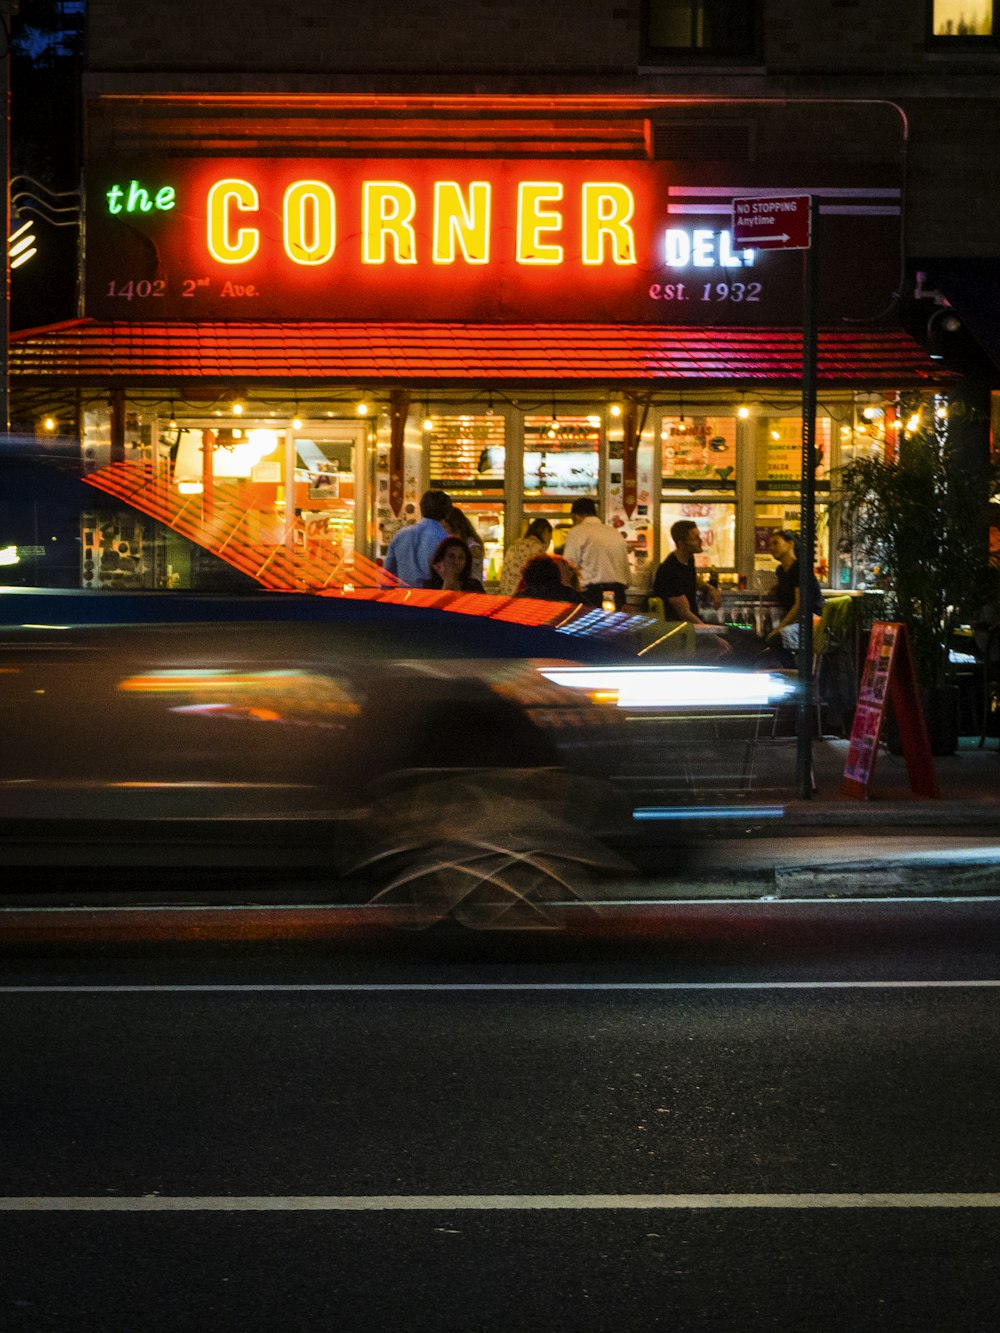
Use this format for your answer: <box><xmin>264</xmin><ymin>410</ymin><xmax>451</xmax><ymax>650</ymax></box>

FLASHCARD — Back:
<box><xmin>10</xmin><ymin>319</ymin><xmax>949</xmax><ymax>386</ymax></box>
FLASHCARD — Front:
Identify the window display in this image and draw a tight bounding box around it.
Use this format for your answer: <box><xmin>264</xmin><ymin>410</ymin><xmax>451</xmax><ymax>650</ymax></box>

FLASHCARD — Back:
<box><xmin>661</xmin><ymin>414</ymin><xmax>737</xmax><ymax>484</ymax></box>
<box><xmin>660</xmin><ymin>501</ymin><xmax>735</xmax><ymax>570</ymax></box>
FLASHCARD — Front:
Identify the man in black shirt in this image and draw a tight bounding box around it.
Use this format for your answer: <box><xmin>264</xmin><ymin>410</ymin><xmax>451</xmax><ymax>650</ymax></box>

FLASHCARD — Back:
<box><xmin>652</xmin><ymin>519</ymin><xmax>721</xmax><ymax>625</ymax></box>
<box><xmin>767</xmin><ymin>528</ymin><xmax>823</xmax><ymax>666</ymax></box>
<box><xmin>651</xmin><ymin>520</ymin><xmax>730</xmax><ymax>658</ymax></box>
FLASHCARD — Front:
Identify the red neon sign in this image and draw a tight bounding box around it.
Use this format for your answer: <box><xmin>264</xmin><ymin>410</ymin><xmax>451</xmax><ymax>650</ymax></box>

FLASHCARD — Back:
<box><xmin>86</xmin><ymin>156</ymin><xmax>902</xmax><ymax>325</ymax></box>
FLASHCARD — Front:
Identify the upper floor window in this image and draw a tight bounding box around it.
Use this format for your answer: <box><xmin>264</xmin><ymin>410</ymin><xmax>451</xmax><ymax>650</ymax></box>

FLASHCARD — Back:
<box><xmin>930</xmin><ymin>0</ymin><xmax>996</xmax><ymax>41</ymax></box>
<box><xmin>643</xmin><ymin>0</ymin><xmax>760</xmax><ymax>62</ymax></box>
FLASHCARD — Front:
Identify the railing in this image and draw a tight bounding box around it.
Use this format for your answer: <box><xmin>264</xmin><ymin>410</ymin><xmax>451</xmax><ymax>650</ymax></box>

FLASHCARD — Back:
<box><xmin>82</xmin><ymin>462</ymin><xmax>396</xmax><ymax>592</ymax></box>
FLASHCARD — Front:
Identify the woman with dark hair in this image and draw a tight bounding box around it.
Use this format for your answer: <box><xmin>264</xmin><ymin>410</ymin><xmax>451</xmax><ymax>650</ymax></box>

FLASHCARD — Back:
<box><xmin>422</xmin><ymin>536</ymin><xmax>486</xmax><ymax>593</ymax></box>
<box><xmin>499</xmin><ymin>517</ymin><xmax>553</xmax><ymax>596</ymax></box>
<box><xmin>515</xmin><ymin>554</ymin><xmax>580</xmax><ymax>602</ymax></box>
<box><xmin>442</xmin><ymin>505</ymin><xmax>485</xmax><ymax>583</ymax></box>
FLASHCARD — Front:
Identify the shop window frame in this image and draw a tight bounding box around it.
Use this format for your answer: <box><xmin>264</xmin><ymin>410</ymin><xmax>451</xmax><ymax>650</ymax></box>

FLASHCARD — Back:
<box><xmin>640</xmin><ymin>0</ymin><xmax>762</xmax><ymax>65</ymax></box>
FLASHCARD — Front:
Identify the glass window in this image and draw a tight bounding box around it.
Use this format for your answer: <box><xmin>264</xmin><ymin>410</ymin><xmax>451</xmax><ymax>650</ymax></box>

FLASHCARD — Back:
<box><xmin>661</xmin><ymin>501</ymin><xmax>736</xmax><ymax>570</ymax></box>
<box><xmin>523</xmin><ymin>413</ymin><xmax>600</xmax><ymax>497</ymax></box>
<box><xmin>661</xmin><ymin>414</ymin><xmax>737</xmax><ymax>484</ymax></box>
<box><xmin>425</xmin><ymin>413</ymin><xmax>507</xmax><ymax>581</ymax></box>
<box><xmin>932</xmin><ymin>0</ymin><xmax>993</xmax><ymax>36</ymax></box>
<box><xmin>754</xmin><ymin>415</ymin><xmax>831</xmax><ymax>485</ymax></box>
<box><xmin>644</xmin><ymin>0</ymin><xmax>759</xmax><ymax>59</ymax></box>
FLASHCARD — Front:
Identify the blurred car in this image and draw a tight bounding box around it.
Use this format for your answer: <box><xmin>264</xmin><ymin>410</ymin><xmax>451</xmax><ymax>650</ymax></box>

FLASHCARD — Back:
<box><xmin>0</xmin><ymin>591</ymin><xmax>795</xmax><ymax>922</ymax></box>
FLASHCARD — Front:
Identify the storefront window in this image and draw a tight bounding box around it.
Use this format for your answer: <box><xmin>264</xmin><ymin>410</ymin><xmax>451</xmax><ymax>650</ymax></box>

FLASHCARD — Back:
<box><xmin>427</xmin><ymin>413</ymin><xmax>506</xmax><ymax>581</ymax></box>
<box><xmin>661</xmin><ymin>414</ymin><xmax>737</xmax><ymax>485</ymax></box>
<box><xmin>661</xmin><ymin>501</ymin><xmax>736</xmax><ymax>571</ymax></box>
<box><xmin>524</xmin><ymin>412</ymin><xmax>601</xmax><ymax>558</ymax></box>
<box><xmin>754</xmin><ymin>414</ymin><xmax>830</xmax><ymax>485</ymax></box>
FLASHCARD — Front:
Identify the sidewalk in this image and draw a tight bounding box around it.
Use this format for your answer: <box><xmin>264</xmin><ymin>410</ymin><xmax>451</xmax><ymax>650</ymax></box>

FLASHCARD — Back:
<box><xmin>767</xmin><ymin>735</ymin><xmax>1000</xmax><ymax>829</ymax></box>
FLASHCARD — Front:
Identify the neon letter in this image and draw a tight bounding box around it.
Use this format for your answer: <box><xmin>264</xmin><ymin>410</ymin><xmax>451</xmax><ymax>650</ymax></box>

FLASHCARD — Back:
<box><xmin>432</xmin><ymin>181</ymin><xmax>490</xmax><ymax>265</ymax></box>
<box><xmin>106</xmin><ymin>184</ymin><xmax>124</xmax><ymax>214</ymax></box>
<box><xmin>516</xmin><ymin>182</ymin><xmax>564</xmax><ymax>265</ymax></box>
<box><xmin>362</xmin><ymin>182</ymin><xmax>417</xmax><ymax>264</ymax></box>
<box><xmin>207</xmin><ymin>179</ymin><xmax>260</xmax><ymax>265</ymax></box>
<box><xmin>283</xmin><ymin>180</ymin><xmax>336</xmax><ymax>266</ymax></box>
<box><xmin>154</xmin><ymin>186</ymin><xmax>176</xmax><ymax>211</ymax></box>
<box><xmin>692</xmin><ymin>229</ymin><xmax>715</xmax><ymax>266</ymax></box>
<box><xmin>127</xmin><ymin>180</ymin><xmax>153</xmax><ymax>213</ymax></box>
<box><xmin>664</xmin><ymin>229</ymin><xmax>691</xmax><ymax>266</ymax></box>
<box><xmin>581</xmin><ymin>183</ymin><xmax>636</xmax><ymax>265</ymax></box>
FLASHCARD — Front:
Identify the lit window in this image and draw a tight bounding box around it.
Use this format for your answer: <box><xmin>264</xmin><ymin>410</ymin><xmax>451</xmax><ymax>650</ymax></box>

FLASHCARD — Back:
<box><xmin>643</xmin><ymin>0</ymin><xmax>760</xmax><ymax>61</ymax></box>
<box><xmin>930</xmin><ymin>0</ymin><xmax>995</xmax><ymax>39</ymax></box>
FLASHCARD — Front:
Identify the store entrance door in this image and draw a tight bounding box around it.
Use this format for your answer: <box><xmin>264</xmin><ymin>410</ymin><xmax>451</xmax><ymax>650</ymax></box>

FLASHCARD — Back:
<box><xmin>287</xmin><ymin>424</ymin><xmax>368</xmax><ymax>565</ymax></box>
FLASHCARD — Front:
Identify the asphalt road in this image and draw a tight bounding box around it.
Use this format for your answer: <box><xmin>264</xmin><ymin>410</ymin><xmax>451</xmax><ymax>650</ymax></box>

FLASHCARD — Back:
<box><xmin>3</xmin><ymin>900</ymin><xmax>1000</xmax><ymax>1332</ymax></box>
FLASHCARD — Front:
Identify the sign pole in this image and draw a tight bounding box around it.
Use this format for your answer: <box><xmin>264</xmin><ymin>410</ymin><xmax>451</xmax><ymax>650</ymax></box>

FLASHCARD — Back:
<box><xmin>796</xmin><ymin>196</ymin><xmax>819</xmax><ymax>799</ymax></box>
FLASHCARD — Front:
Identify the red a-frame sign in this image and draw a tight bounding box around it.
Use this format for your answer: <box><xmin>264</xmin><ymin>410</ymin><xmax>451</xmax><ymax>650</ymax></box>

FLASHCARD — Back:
<box><xmin>842</xmin><ymin>621</ymin><xmax>940</xmax><ymax>799</ymax></box>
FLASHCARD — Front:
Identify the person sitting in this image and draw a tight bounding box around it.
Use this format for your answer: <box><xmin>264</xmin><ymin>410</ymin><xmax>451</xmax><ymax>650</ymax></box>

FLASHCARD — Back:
<box><xmin>514</xmin><ymin>554</ymin><xmax>579</xmax><ymax>601</ymax></box>
<box><xmin>421</xmin><ymin>535</ymin><xmax>486</xmax><ymax>593</ymax></box>
<box><xmin>766</xmin><ymin>528</ymin><xmax>823</xmax><ymax>667</ymax></box>
<box><xmin>499</xmin><ymin>518</ymin><xmax>553</xmax><ymax>596</ymax></box>
<box><xmin>551</xmin><ymin>555</ymin><xmax>583</xmax><ymax>601</ymax></box>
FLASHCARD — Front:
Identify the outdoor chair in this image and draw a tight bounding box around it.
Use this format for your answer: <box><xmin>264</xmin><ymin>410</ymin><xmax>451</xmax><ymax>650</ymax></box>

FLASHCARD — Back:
<box><xmin>770</xmin><ymin>594</ymin><xmax>857</xmax><ymax>738</ymax></box>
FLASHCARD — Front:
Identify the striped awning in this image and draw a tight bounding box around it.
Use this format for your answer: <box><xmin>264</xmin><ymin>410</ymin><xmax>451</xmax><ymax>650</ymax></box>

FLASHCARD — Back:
<box><xmin>10</xmin><ymin>319</ymin><xmax>949</xmax><ymax>387</ymax></box>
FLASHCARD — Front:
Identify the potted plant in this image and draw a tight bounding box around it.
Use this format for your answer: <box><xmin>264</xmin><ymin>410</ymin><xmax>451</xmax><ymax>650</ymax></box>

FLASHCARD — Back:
<box><xmin>835</xmin><ymin>392</ymin><xmax>997</xmax><ymax>755</ymax></box>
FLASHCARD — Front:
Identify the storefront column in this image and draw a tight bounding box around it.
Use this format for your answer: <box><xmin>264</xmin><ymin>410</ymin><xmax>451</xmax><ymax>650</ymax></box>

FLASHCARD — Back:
<box><xmin>283</xmin><ymin>427</ymin><xmax>296</xmax><ymax>550</ymax></box>
<box><xmin>735</xmin><ymin>412</ymin><xmax>756</xmax><ymax>581</ymax></box>
<box><xmin>503</xmin><ymin>404</ymin><xmax>524</xmax><ymax>548</ymax></box>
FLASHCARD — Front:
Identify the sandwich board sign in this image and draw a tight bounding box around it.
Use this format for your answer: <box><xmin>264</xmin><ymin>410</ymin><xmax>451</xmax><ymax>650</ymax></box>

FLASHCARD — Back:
<box><xmin>842</xmin><ymin>621</ymin><xmax>939</xmax><ymax>799</ymax></box>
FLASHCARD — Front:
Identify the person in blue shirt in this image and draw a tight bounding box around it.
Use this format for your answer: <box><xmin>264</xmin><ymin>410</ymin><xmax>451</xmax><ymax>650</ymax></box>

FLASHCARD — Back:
<box><xmin>383</xmin><ymin>489</ymin><xmax>451</xmax><ymax>586</ymax></box>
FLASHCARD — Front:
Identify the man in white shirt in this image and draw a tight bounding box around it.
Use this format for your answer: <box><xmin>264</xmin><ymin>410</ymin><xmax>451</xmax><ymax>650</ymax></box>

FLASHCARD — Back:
<box><xmin>561</xmin><ymin>497</ymin><xmax>631</xmax><ymax>609</ymax></box>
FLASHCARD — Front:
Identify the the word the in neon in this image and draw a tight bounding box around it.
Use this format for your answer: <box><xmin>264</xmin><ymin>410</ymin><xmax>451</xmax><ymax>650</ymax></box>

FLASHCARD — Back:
<box><xmin>106</xmin><ymin>180</ymin><xmax>176</xmax><ymax>214</ymax></box>
<box><xmin>664</xmin><ymin>228</ymin><xmax>755</xmax><ymax>268</ymax></box>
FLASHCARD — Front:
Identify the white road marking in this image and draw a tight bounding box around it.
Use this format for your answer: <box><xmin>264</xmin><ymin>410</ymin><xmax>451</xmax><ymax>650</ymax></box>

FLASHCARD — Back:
<box><xmin>0</xmin><ymin>1193</ymin><xmax>997</xmax><ymax>1211</ymax></box>
<box><xmin>0</xmin><ymin>980</ymin><xmax>999</xmax><ymax>993</ymax></box>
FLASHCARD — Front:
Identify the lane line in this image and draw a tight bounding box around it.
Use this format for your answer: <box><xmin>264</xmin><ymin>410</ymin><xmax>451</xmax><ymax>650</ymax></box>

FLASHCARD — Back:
<box><xmin>0</xmin><ymin>981</ymin><xmax>999</xmax><ymax>994</ymax></box>
<box><xmin>0</xmin><ymin>1193</ymin><xmax>998</xmax><ymax>1212</ymax></box>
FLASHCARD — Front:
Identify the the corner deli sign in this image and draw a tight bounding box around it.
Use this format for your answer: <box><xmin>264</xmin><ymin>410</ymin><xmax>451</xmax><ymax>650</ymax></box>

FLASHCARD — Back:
<box><xmin>85</xmin><ymin>158</ymin><xmax>899</xmax><ymax>324</ymax></box>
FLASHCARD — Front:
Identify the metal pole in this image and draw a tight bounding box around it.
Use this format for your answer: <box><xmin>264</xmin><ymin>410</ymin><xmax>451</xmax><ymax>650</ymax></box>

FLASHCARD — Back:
<box><xmin>796</xmin><ymin>196</ymin><xmax>819</xmax><ymax>799</ymax></box>
<box><xmin>0</xmin><ymin>2</ymin><xmax>14</xmax><ymax>434</ymax></box>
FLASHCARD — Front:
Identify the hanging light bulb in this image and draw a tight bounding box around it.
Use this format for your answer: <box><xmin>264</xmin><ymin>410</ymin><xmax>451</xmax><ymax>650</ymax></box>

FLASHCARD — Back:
<box><xmin>43</xmin><ymin>416</ymin><xmax>56</xmax><ymax>432</ymax></box>
<box><xmin>168</xmin><ymin>401</ymin><xmax>177</xmax><ymax>430</ymax></box>
<box><xmin>609</xmin><ymin>403</ymin><xmax>622</xmax><ymax>418</ymax></box>
<box><xmin>232</xmin><ymin>400</ymin><xmax>244</xmax><ymax>417</ymax></box>
<box><xmin>356</xmin><ymin>401</ymin><xmax>369</xmax><ymax>417</ymax></box>
<box><xmin>737</xmin><ymin>404</ymin><xmax>751</xmax><ymax>420</ymax></box>
<box><xmin>423</xmin><ymin>412</ymin><xmax>433</xmax><ymax>432</ymax></box>
<box><xmin>291</xmin><ymin>403</ymin><xmax>302</xmax><ymax>430</ymax></box>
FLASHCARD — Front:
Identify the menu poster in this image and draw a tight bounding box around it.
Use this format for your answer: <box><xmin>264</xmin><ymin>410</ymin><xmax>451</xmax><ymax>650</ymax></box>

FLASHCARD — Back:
<box><xmin>842</xmin><ymin>621</ymin><xmax>939</xmax><ymax>799</ymax></box>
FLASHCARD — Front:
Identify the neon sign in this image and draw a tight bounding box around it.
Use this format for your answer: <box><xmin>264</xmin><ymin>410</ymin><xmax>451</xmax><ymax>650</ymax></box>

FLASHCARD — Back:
<box><xmin>199</xmin><ymin>176</ymin><xmax>637</xmax><ymax>269</ymax></box>
<box><xmin>87</xmin><ymin>156</ymin><xmax>902</xmax><ymax>325</ymax></box>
